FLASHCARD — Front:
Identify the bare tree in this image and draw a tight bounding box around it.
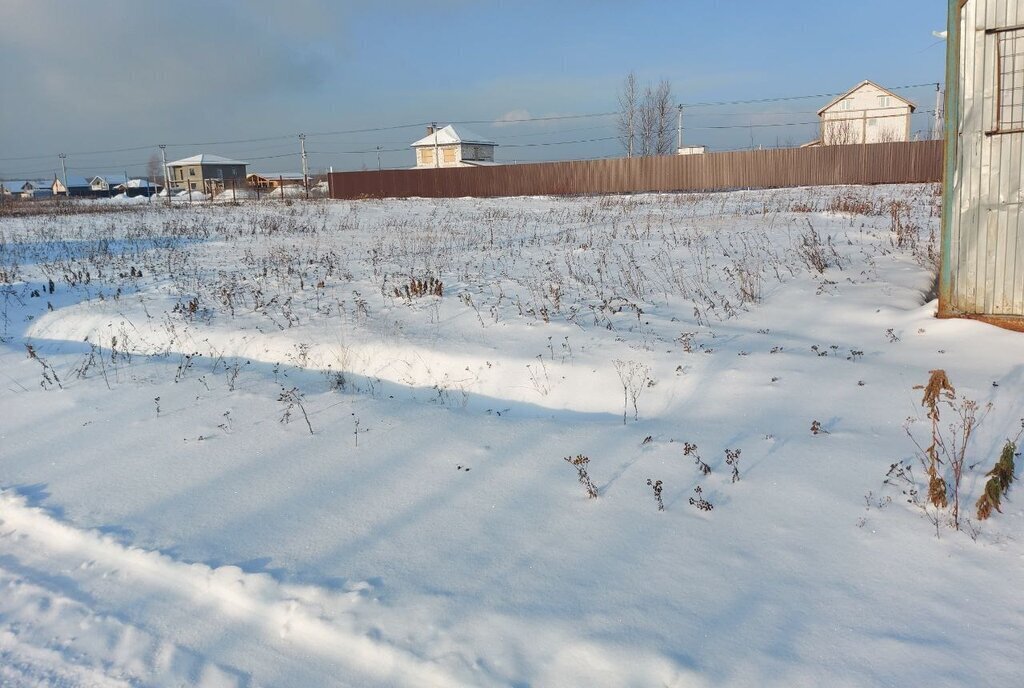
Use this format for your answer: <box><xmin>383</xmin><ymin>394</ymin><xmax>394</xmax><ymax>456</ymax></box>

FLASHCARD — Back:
<box><xmin>651</xmin><ymin>79</ymin><xmax>675</xmax><ymax>155</ymax></box>
<box><xmin>822</xmin><ymin>117</ymin><xmax>858</xmax><ymax>146</ymax></box>
<box><xmin>617</xmin><ymin>72</ymin><xmax>639</xmax><ymax>157</ymax></box>
<box><xmin>622</xmin><ymin>75</ymin><xmax>675</xmax><ymax>157</ymax></box>
<box><xmin>638</xmin><ymin>84</ymin><xmax>657</xmax><ymax>156</ymax></box>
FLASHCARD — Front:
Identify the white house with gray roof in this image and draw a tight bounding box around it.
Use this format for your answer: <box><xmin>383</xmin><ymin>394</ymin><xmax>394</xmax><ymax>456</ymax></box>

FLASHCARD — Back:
<box><xmin>410</xmin><ymin>125</ymin><xmax>497</xmax><ymax>168</ymax></box>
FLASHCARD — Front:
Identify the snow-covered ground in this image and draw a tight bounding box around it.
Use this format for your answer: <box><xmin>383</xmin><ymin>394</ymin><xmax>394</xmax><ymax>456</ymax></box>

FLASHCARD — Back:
<box><xmin>1</xmin><ymin>186</ymin><xmax>1021</xmax><ymax>687</ymax></box>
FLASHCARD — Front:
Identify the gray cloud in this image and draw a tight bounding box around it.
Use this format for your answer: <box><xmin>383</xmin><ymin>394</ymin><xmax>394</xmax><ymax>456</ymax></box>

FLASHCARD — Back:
<box><xmin>0</xmin><ymin>0</ymin><xmax>351</xmax><ymax>174</ymax></box>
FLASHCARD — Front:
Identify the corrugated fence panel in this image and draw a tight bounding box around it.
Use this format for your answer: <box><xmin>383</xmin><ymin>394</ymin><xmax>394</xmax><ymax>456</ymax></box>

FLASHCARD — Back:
<box><xmin>328</xmin><ymin>140</ymin><xmax>942</xmax><ymax>200</ymax></box>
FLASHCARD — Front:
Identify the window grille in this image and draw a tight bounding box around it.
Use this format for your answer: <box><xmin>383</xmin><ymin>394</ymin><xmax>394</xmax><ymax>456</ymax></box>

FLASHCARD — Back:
<box><xmin>995</xmin><ymin>28</ymin><xmax>1024</xmax><ymax>132</ymax></box>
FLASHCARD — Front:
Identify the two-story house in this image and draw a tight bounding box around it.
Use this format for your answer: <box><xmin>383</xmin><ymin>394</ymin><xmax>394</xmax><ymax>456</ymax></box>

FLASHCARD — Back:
<box><xmin>816</xmin><ymin>80</ymin><xmax>917</xmax><ymax>145</ymax></box>
<box><xmin>166</xmin><ymin>154</ymin><xmax>248</xmax><ymax>193</ymax></box>
<box><xmin>411</xmin><ymin>125</ymin><xmax>497</xmax><ymax>168</ymax></box>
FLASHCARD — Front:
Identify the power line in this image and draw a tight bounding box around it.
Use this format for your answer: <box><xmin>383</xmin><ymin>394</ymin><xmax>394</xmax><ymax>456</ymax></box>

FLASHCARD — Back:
<box><xmin>679</xmin><ymin>82</ymin><xmax>938</xmax><ymax>108</ymax></box>
<box><xmin>1</xmin><ymin>81</ymin><xmax>940</xmax><ymax>169</ymax></box>
<box><xmin>450</xmin><ymin>112</ymin><xmax>619</xmax><ymax>125</ymax></box>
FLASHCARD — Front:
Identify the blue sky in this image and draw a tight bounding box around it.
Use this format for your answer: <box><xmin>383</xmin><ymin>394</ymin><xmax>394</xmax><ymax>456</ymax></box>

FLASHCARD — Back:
<box><xmin>0</xmin><ymin>0</ymin><xmax>947</xmax><ymax>178</ymax></box>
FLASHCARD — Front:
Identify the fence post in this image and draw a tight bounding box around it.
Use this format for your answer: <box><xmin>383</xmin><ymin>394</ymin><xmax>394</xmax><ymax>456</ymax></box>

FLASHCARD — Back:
<box><xmin>280</xmin><ymin>176</ymin><xmax>285</xmax><ymax>200</ymax></box>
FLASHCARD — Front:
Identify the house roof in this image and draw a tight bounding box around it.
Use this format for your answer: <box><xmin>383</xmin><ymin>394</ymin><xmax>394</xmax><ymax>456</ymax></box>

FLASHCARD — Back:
<box><xmin>57</xmin><ymin>175</ymin><xmax>92</xmax><ymax>188</ymax></box>
<box><xmin>121</xmin><ymin>178</ymin><xmax>158</xmax><ymax>188</ymax></box>
<box><xmin>818</xmin><ymin>80</ymin><xmax>917</xmax><ymax>115</ymax></box>
<box><xmin>1</xmin><ymin>181</ymin><xmax>28</xmax><ymax>193</ymax></box>
<box><xmin>411</xmin><ymin>125</ymin><xmax>496</xmax><ymax>148</ymax></box>
<box><xmin>167</xmin><ymin>154</ymin><xmax>248</xmax><ymax>166</ymax></box>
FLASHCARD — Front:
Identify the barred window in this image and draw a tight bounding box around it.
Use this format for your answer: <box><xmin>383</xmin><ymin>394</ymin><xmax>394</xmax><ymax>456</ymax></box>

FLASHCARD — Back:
<box><xmin>995</xmin><ymin>28</ymin><xmax>1024</xmax><ymax>132</ymax></box>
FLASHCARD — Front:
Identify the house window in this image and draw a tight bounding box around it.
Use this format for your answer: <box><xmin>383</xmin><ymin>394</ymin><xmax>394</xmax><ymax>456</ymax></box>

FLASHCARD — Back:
<box><xmin>878</xmin><ymin>95</ymin><xmax>892</xmax><ymax>107</ymax></box>
<box><xmin>189</xmin><ymin>167</ymin><xmax>196</xmax><ymax>176</ymax></box>
<box><xmin>190</xmin><ymin>182</ymin><xmax>197</xmax><ymax>190</ymax></box>
<box><xmin>868</xmin><ymin>118</ymin><xmax>878</xmax><ymax>126</ymax></box>
<box><xmin>420</xmin><ymin>148</ymin><xmax>434</xmax><ymax>164</ymax></box>
<box><xmin>442</xmin><ymin>147</ymin><xmax>456</xmax><ymax>164</ymax></box>
<box><xmin>994</xmin><ymin>28</ymin><xmax>1024</xmax><ymax>132</ymax></box>
<box><xmin>839</xmin><ymin>99</ymin><xmax>853</xmax><ymax>111</ymax></box>
<box><xmin>176</xmin><ymin>168</ymin><xmax>183</xmax><ymax>180</ymax></box>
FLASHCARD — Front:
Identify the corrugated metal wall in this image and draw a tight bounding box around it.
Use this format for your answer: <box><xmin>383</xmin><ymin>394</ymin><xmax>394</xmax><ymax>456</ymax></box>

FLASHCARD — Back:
<box><xmin>328</xmin><ymin>140</ymin><xmax>942</xmax><ymax>200</ymax></box>
<box><xmin>947</xmin><ymin>0</ymin><xmax>1024</xmax><ymax>318</ymax></box>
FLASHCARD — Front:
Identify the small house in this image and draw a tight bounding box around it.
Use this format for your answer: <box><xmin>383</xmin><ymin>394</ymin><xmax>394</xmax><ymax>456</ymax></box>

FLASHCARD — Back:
<box><xmin>167</xmin><ymin>154</ymin><xmax>248</xmax><ymax>194</ymax></box>
<box><xmin>52</xmin><ymin>175</ymin><xmax>93</xmax><ymax>197</ymax></box>
<box><xmin>246</xmin><ymin>173</ymin><xmax>305</xmax><ymax>190</ymax></box>
<box><xmin>2</xmin><ymin>181</ymin><xmax>29</xmax><ymax>198</ymax></box>
<box><xmin>411</xmin><ymin>125</ymin><xmax>497</xmax><ymax>168</ymax></box>
<box><xmin>816</xmin><ymin>80</ymin><xmax>916</xmax><ymax>145</ymax></box>
<box><xmin>89</xmin><ymin>175</ymin><xmax>129</xmax><ymax>194</ymax></box>
<box><xmin>115</xmin><ymin>179</ymin><xmax>161</xmax><ymax>198</ymax></box>
<box><xmin>2</xmin><ymin>180</ymin><xmax>47</xmax><ymax>199</ymax></box>
<box><xmin>939</xmin><ymin>0</ymin><xmax>1024</xmax><ymax>327</ymax></box>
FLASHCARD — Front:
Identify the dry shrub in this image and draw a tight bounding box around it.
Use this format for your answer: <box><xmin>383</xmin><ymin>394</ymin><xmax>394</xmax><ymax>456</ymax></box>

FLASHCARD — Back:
<box><xmin>564</xmin><ymin>454</ymin><xmax>599</xmax><ymax>499</ymax></box>
<box><xmin>827</xmin><ymin>193</ymin><xmax>879</xmax><ymax>216</ymax></box>
<box><xmin>976</xmin><ymin>441</ymin><xmax>1016</xmax><ymax>520</ymax></box>
<box><xmin>394</xmin><ymin>276</ymin><xmax>443</xmax><ymax>300</ymax></box>
<box><xmin>907</xmin><ymin>369</ymin><xmax>992</xmax><ymax>530</ymax></box>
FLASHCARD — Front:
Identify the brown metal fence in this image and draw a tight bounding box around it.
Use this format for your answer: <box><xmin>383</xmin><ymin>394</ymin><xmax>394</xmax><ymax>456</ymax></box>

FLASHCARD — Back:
<box><xmin>327</xmin><ymin>140</ymin><xmax>942</xmax><ymax>200</ymax></box>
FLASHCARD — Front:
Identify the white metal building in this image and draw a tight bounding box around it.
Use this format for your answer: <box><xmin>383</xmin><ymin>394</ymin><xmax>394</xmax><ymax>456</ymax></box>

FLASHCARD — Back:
<box><xmin>940</xmin><ymin>0</ymin><xmax>1024</xmax><ymax>328</ymax></box>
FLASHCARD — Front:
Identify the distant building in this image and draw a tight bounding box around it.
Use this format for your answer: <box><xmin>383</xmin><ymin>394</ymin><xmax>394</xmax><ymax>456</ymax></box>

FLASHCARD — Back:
<box><xmin>115</xmin><ymin>179</ymin><xmax>161</xmax><ymax>198</ymax></box>
<box><xmin>52</xmin><ymin>175</ymin><xmax>93</xmax><ymax>196</ymax></box>
<box><xmin>90</xmin><ymin>175</ymin><xmax>128</xmax><ymax>194</ymax></box>
<box><xmin>1</xmin><ymin>181</ymin><xmax>26</xmax><ymax>198</ymax></box>
<box><xmin>676</xmin><ymin>145</ymin><xmax>706</xmax><ymax>155</ymax></box>
<box><xmin>2</xmin><ymin>180</ymin><xmax>48</xmax><ymax>199</ymax></box>
<box><xmin>814</xmin><ymin>80</ymin><xmax>916</xmax><ymax>145</ymax></box>
<box><xmin>246</xmin><ymin>173</ymin><xmax>305</xmax><ymax>190</ymax></box>
<box><xmin>410</xmin><ymin>125</ymin><xmax>497</xmax><ymax>168</ymax></box>
<box><xmin>939</xmin><ymin>0</ymin><xmax>1024</xmax><ymax>327</ymax></box>
<box><xmin>166</xmin><ymin>154</ymin><xmax>248</xmax><ymax>194</ymax></box>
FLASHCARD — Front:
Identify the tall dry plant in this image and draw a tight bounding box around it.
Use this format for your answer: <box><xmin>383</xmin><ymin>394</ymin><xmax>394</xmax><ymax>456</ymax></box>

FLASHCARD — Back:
<box><xmin>907</xmin><ymin>369</ymin><xmax>992</xmax><ymax>530</ymax></box>
<box><xmin>915</xmin><ymin>369</ymin><xmax>953</xmax><ymax>509</ymax></box>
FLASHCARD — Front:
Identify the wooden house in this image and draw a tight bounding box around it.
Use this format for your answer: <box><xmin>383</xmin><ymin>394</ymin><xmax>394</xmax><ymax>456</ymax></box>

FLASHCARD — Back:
<box><xmin>246</xmin><ymin>173</ymin><xmax>305</xmax><ymax>190</ymax></box>
<box><xmin>939</xmin><ymin>0</ymin><xmax>1024</xmax><ymax>328</ymax></box>
<box><xmin>411</xmin><ymin>125</ymin><xmax>497</xmax><ymax>168</ymax></box>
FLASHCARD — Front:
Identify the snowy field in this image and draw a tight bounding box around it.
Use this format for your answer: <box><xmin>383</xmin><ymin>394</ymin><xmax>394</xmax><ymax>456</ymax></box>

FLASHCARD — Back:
<box><xmin>1</xmin><ymin>186</ymin><xmax>1022</xmax><ymax>687</ymax></box>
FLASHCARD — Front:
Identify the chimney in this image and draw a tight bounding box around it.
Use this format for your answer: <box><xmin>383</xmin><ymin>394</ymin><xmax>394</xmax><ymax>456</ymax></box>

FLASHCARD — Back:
<box><xmin>427</xmin><ymin>123</ymin><xmax>436</xmax><ymax>135</ymax></box>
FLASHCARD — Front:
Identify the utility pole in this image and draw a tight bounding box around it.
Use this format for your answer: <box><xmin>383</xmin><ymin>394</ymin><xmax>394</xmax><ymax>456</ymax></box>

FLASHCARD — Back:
<box><xmin>159</xmin><ymin>144</ymin><xmax>170</xmax><ymax>205</ymax></box>
<box><xmin>676</xmin><ymin>104</ymin><xmax>683</xmax><ymax>151</ymax></box>
<box><xmin>58</xmin><ymin>153</ymin><xmax>68</xmax><ymax>197</ymax></box>
<box><xmin>432</xmin><ymin>121</ymin><xmax>439</xmax><ymax>168</ymax></box>
<box><xmin>933</xmin><ymin>83</ymin><xmax>943</xmax><ymax>140</ymax></box>
<box><xmin>299</xmin><ymin>133</ymin><xmax>309</xmax><ymax>196</ymax></box>
<box><xmin>376</xmin><ymin>145</ymin><xmax>382</xmax><ymax>171</ymax></box>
